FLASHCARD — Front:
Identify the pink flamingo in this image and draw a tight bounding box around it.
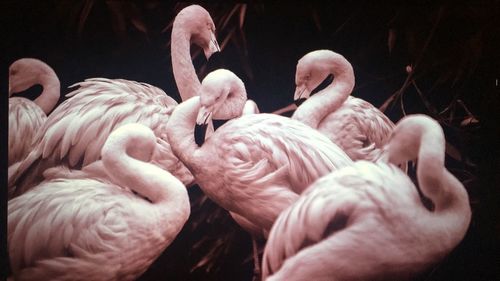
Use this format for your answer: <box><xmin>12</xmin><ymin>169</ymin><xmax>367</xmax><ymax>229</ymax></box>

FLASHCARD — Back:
<box><xmin>262</xmin><ymin>114</ymin><xmax>471</xmax><ymax>281</ymax></box>
<box><xmin>276</xmin><ymin>49</ymin><xmax>395</xmax><ymax>162</ymax></box>
<box><xmin>166</xmin><ymin>69</ymin><xmax>353</xmax><ymax>277</ymax></box>
<box><xmin>8</xmin><ymin>123</ymin><xmax>190</xmax><ymax>280</ymax></box>
<box><xmin>8</xmin><ymin>58</ymin><xmax>60</xmax><ymax>166</ymax></box>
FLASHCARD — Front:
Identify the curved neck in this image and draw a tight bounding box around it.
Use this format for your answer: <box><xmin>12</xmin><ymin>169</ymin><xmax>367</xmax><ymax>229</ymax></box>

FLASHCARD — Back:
<box><xmin>213</xmin><ymin>77</ymin><xmax>247</xmax><ymax>119</ymax></box>
<box><xmin>292</xmin><ymin>58</ymin><xmax>354</xmax><ymax>128</ymax></box>
<box><xmin>103</xmin><ymin>142</ymin><xmax>188</xmax><ymax>207</ymax></box>
<box><xmin>166</xmin><ymin>97</ymin><xmax>202</xmax><ymax>171</ymax></box>
<box><xmin>171</xmin><ymin>19</ymin><xmax>200</xmax><ymax>101</ymax></box>
<box><xmin>415</xmin><ymin>131</ymin><xmax>470</xmax><ymax>212</ymax></box>
<box><xmin>34</xmin><ymin>73</ymin><xmax>60</xmax><ymax>114</ymax></box>
<box><xmin>402</xmin><ymin>129</ymin><xmax>471</xmax><ymax>250</ymax></box>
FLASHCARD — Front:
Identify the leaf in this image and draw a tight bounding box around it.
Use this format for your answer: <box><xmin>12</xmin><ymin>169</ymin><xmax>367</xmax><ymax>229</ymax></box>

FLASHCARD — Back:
<box><xmin>460</xmin><ymin>116</ymin><xmax>479</xmax><ymax>127</ymax></box>
<box><xmin>220</xmin><ymin>26</ymin><xmax>237</xmax><ymax>51</ymax></box>
<box><xmin>379</xmin><ymin>91</ymin><xmax>399</xmax><ymax>113</ymax></box>
<box><xmin>239</xmin><ymin>4</ymin><xmax>247</xmax><ymax>29</ymax></box>
<box><xmin>220</xmin><ymin>4</ymin><xmax>240</xmax><ymax>30</ymax></box>
<box><xmin>131</xmin><ymin>18</ymin><xmax>148</xmax><ymax>34</ymax></box>
<box><xmin>445</xmin><ymin>141</ymin><xmax>462</xmax><ymax>161</ymax></box>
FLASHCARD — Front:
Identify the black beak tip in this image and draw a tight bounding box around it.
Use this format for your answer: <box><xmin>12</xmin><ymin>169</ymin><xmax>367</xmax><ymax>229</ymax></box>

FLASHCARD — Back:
<box><xmin>194</xmin><ymin>123</ymin><xmax>208</xmax><ymax>147</ymax></box>
<box><xmin>294</xmin><ymin>98</ymin><xmax>307</xmax><ymax>107</ymax></box>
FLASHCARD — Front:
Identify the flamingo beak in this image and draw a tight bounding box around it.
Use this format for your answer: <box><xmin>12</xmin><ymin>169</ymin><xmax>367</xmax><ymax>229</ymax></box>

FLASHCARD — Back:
<box><xmin>196</xmin><ymin>106</ymin><xmax>213</xmax><ymax>126</ymax></box>
<box><xmin>195</xmin><ymin>106</ymin><xmax>213</xmax><ymax>147</ymax></box>
<box><xmin>204</xmin><ymin>31</ymin><xmax>220</xmax><ymax>60</ymax></box>
<box><xmin>294</xmin><ymin>85</ymin><xmax>309</xmax><ymax>106</ymax></box>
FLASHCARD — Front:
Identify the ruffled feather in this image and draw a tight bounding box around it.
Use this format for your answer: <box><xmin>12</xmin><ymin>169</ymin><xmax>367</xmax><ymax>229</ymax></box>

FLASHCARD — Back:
<box><xmin>8</xmin><ymin>78</ymin><xmax>193</xmax><ymax>198</ymax></box>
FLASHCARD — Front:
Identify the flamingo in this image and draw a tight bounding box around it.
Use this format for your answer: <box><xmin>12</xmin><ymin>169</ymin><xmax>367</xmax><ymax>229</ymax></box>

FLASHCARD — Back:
<box><xmin>8</xmin><ymin>58</ymin><xmax>60</xmax><ymax>166</ymax></box>
<box><xmin>8</xmin><ymin>4</ymin><xmax>220</xmax><ymax>198</ymax></box>
<box><xmin>166</xmin><ymin>69</ymin><xmax>352</xmax><ymax>277</ymax></box>
<box><xmin>8</xmin><ymin>123</ymin><xmax>190</xmax><ymax>281</ymax></box>
<box><xmin>261</xmin><ymin>114</ymin><xmax>472</xmax><ymax>281</ymax></box>
<box><xmin>278</xmin><ymin>49</ymin><xmax>396</xmax><ymax>162</ymax></box>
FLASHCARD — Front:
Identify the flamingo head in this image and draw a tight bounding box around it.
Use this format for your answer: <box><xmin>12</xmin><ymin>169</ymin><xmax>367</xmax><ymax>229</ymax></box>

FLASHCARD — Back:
<box><xmin>383</xmin><ymin>114</ymin><xmax>444</xmax><ymax>166</ymax></box>
<box><xmin>195</xmin><ymin>69</ymin><xmax>246</xmax><ymax>146</ymax></box>
<box><xmin>181</xmin><ymin>5</ymin><xmax>220</xmax><ymax>59</ymax></box>
<box><xmin>294</xmin><ymin>51</ymin><xmax>334</xmax><ymax>103</ymax></box>
<box><xmin>103</xmin><ymin>123</ymin><xmax>157</xmax><ymax>163</ymax></box>
<box><xmin>8</xmin><ymin>58</ymin><xmax>50</xmax><ymax>96</ymax></box>
<box><xmin>294</xmin><ymin>50</ymin><xmax>355</xmax><ymax>104</ymax></box>
<box><xmin>197</xmin><ymin>69</ymin><xmax>247</xmax><ymax>125</ymax></box>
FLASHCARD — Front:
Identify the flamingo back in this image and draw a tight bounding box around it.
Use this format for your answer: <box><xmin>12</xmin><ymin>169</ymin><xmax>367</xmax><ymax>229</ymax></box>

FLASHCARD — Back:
<box><xmin>191</xmin><ymin>113</ymin><xmax>353</xmax><ymax>231</ymax></box>
<box><xmin>262</xmin><ymin>160</ymin><xmax>461</xmax><ymax>281</ymax></box>
<box><xmin>9</xmin><ymin>97</ymin><xmax>47</xmax><ymax>166</ymax></box>
<box><xmin>212</xmin><ymin>114</ymin><xmax>353</xmax><ymax>195</ymax></box>
<box><xmin>318</xmin><ymin>96</ymin><xmax>394</xmax><ymax>162</ymax></box>
<box><xmin>8</xmin><ymin>177</ymin><xmax>179</xmax><ymax>281</ymax></box>
<box><xmin>8</xmin><ymin>78</ymin><xmax>194</xmax><ymax>197</ymax></box>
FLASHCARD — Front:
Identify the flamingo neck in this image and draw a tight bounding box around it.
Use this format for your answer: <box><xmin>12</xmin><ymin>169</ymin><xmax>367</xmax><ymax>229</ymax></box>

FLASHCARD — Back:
<box><xmin>413</xmin><ymin>131</ymin><xmax>471</xmax><ymax>250</ymax></box>
<box><xmin>171</xmin><ymin>20</ymin><xmax>200</xmax><ymax>101</ymax></box>
<box><xmin>166</xmin><ymin>97</ymin><xmax>203</xmax><ymax>172</ymax></box>
<box><xmin>292</xmin><ymin>60</ymin><xmax>354</xmax><ymax>128</ymax></box>
<box><xmin>415</xmin><ymin>131</ymin><xmax>464</xmax><ymax>210</ymax></box>
<box><xmin>33</xmin><ymin>68</ymin><xmax>60</xmax><ymax>115</ymax></box>
<box><xmin>102</xmin><ymin>143</ymin><xmax>188</xmax><ymax>207</ymax></box>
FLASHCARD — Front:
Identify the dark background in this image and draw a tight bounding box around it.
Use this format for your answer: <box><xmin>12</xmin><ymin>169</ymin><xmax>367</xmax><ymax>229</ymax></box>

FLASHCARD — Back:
<box><xmin>2</xmin><ymin>1</ymin><xmax>499</xmax><ymax>280</ymax></box>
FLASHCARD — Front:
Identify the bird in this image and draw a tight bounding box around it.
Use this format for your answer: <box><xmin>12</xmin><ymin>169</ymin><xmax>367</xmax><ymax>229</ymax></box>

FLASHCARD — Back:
<box><xmin>8</xmin><ymin>58</ymin><xmax>60</xmax><ymax>166</ymax></box>
<box><xmin>281</xmin><ymin>49</ymin><xmax>396</xmax><ymax>162</ymax></box>
<box><xmin>8</xmin><ymin>123</ymin><xmax>190</xmax><ymax>281</ymax></box>
<box><xmin>166</xmin><ymin>69</ymin><xmax>352</xmax><ymax>276</ymax></box>
<box><xmin>261</xmin><ymin>114</ymin><xmax>472</xmax><ymax>281</ymax></box>
<box><xmin>8</xmin><ymin>4</ymin><xmax>220</xmax><ymax>198</ymax></box>
<box><xmin>167</xmin><ymin>69</ymin><xmax>352</xmax><ymax>278</ymax></box>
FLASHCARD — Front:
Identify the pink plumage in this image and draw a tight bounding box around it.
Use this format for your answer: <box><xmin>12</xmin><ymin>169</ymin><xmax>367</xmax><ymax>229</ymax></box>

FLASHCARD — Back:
<box><xmin>262</xmin><ymin>114</ymin><xmax>471</xmax><ymax>281</ymax></box>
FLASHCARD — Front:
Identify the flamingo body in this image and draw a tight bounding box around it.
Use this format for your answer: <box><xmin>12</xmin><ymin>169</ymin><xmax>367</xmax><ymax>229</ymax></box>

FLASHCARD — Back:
<box><xmin>8</xmin><ymin>78</ymin><xmax>191</xmax><ymax>197</ymax></box>
<box><xmin>262</xmin><ymin>115</ymin><xmax>471</xmax><ymax>281</ymax></box>
<box><xmin>167</xmin><ymin>69</ymin><xmax>353</xmax><ymax>235</ymax></box>
<box><xmin>8</xmin><ymin>123</ymin><xmax>190</xmax><ymax>281</ymax></box>
<box><xmin>292</xmin><ymin>50</ymin><xmax>394</xmax><ymax>162</ymax></box>
<box><xmin>8</xmin><ymin>58</ymin><xmax>60</xmax><ymax>166</ymax></box>
<box><xmin>315</xmin><ymin>96</ymin><xmax>394</xmax><ymax>161</ymax></box>
<box><xmin>9</xmin><ymin>98</ymin><xmax>47</xmax><ymax>166</ymax></box>
<box><xmin>200</xmin><ymin>113</ymin><xmax>353</xmax><ymax>230</ymax></box>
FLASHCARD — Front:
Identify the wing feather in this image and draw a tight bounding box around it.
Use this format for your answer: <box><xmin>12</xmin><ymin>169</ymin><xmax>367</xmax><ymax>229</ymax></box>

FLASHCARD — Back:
<box><xmin>9</xmin><ymin>78</ymin><xmax>184</xmax><ymax>197</ymax></box>
<box><xmin>262</xmin><ymin>165</ymin><xmax>365</xmax><ymax>277</ymax></box>
<box><xmin>319</xmin><ymin>96</ymin><xmax>395</xmax><ymax>161</ymax></box>
<box><xmin>216</xmin><ymin>114</ymin><xmax>352</xmax><ymax>194</ymax></box>
<box><xmin>9</xmin><ymin>98</ymin><xmax>47</xmax><ymax>165</ymax></box>
<box><xmin>8</xmin><ymin>178</ymin><xmax>138</xmax><ymax>272</ymax></box>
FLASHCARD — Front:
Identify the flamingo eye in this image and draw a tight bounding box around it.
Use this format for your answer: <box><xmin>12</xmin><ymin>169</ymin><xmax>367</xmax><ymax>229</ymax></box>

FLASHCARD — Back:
<box><xmin>10</xmin><ymin>68</ymin><xmax>18</xmax><ymax>76</ymax></box>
